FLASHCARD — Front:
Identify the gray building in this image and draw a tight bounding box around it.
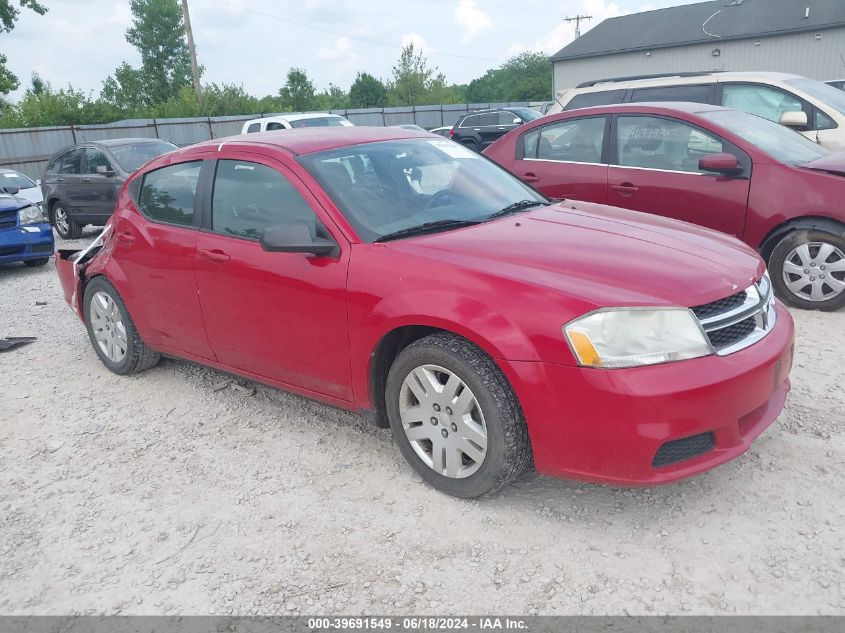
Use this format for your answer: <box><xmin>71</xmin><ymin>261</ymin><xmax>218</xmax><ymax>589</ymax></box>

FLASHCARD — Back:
<box><xmin>551</xmin><ymin>0</ymin><xmax>845</xmax><ymax>94</ymax></box>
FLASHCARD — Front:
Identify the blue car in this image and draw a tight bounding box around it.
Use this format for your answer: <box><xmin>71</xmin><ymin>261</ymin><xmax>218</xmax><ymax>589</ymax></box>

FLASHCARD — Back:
<box><xmin>0</xmin><ymin>193</ymin><xmax>54</xmax><ymax>267</ymax></box>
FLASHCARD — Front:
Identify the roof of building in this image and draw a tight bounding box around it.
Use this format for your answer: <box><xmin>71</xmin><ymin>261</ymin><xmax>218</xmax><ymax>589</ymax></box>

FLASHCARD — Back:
<box><xmin>551</xmin><ymin>0</ymin><xmax>845</xmax><ymax>62</ymax></box>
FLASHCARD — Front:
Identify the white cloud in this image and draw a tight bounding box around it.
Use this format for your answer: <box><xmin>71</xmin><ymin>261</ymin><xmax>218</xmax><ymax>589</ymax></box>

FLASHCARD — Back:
<box><xmin>400</xmin><ymin>32</ymin><xmax>438</xmax><ymax>55</ymax></box>
<box><xmin>318</xmin><ymin>36</ymin><xmax>353</xmax><ymax>61</ymax></box>
<box><xmin>454</xmin><ymin>0</ymin><xmax>493</xmax><ymax>44</ymax></box>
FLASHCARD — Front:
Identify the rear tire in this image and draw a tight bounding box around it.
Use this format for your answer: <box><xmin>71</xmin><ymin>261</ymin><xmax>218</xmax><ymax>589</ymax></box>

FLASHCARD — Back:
<box><xmin>83</xmin><ymin>277</ymin><xmax>161</xmax><ymax>375</ymax></box>
<box><xmin>23</xmin><ymin>258</ymin><xmax>49</xmax><ymax>267</ymax></box>
<box><xmin>51</xmin><ymin>203</ymin><xmax>81</xmax><ymax>239</ymax></box>
<box><xmin>769</xmin><ymin>228</ymin><xmax>845</xmax><ymax>311</ymax></box>
<box><xmin>385</xmin><ymin>332</ymin><xmax>532</xmax><ymax>498</ymax></box>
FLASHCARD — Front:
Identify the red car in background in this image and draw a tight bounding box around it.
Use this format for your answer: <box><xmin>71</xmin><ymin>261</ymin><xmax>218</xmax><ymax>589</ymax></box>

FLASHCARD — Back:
<box><xmin>56</xmin><ymin>127</ymin><xmax>793</xmax><ymax>497</ymax></box>
<box><xmin>484</xmin><ymin>103</ymin><xmax>845</xmax><ymax>311</ymax></box>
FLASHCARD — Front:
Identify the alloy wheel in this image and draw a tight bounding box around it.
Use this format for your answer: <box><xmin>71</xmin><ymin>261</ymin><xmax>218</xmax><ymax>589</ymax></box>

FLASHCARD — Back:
<box><xmin>399</xmin><ymin>364</ymin><xmax>488</xmax><ymax>479</ymax></box>
<box><xmin>90</xmin><ymin>291</ymin><xmax>128</xmax><ymax>363</ymax></box>
<box><xmin>781</xmin><ymin>241</ymin><xmax>845</xmax><ymax>302</ymax></box>
<box><xmin>54</xmin><ymin>207</ymin><xmax>70</xmax><ymax>236</ymax></box>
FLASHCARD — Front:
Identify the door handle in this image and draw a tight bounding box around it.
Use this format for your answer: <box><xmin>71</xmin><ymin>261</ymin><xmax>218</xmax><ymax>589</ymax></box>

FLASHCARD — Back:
<box><xmin>83</xmin><ymin>177</ymin><xmax>92</xmax><ymax>183</ymax></box>
<box><xmin>57</xmin><ymin>177</ymin><xmax>65</xmax><ymax>182</ymax></box>
<box><xmin>116</xmin><ymin>231</ymin><xmax>135</xmax><ymax>244</ymax></box>
<box><xmin>611</xmin><ymin>182</ymin><xmax>639</xmax><ymax>196</ymax></box>
<box><xmin>521</xmin><ymin>172</ymin><xmax>540</xmax><ymax>183</ymax></box>
<box><xmin>198</xmin><ymin>248</ymin><xmax>230</xmax><ymax>263</ymax></box>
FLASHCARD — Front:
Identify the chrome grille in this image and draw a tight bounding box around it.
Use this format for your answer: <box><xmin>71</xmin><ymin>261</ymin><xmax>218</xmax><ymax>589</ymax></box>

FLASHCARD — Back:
<box><xmin>0</xmin><ymin>210</ymin><xmax>17</xmax><ymax>230</ymax></box>
<box><xmin>692</xmin><ymin>275</ymin><xmax>776</xmax><ymax>355</ymax></box>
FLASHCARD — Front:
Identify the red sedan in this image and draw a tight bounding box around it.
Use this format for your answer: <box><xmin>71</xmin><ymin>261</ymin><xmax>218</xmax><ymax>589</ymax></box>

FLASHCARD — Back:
<box><xmin>56</xmin><ymin>127</ymin><xmax>793</xmax><ymax>497</ymax></box>
<box><xmin>484</xmin><ymin>103</ymin><xmax>845</xmax><ymax>311</ymax></box>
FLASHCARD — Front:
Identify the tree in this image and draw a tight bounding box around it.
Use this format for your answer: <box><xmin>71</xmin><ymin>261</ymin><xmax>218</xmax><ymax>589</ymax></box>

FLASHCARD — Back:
<box><xmin>124</xmin><ymin>0</ymin><xmax>193</xmax><ymax>106</ymax></box>
<box><xmin>0</xmin><ymin>1</ymin><xmax>47</xmax><ymax>97</ymax></box>
<box><xmin>348</xmin><ymin>72</ymin><xmax>387</xmax><ymax>108</ymax></box>
<box><xmin>388</xmin><ymin>43</ymin><xmax>448</xmax><ymax>107</ymax></box>
<box><xmin>465</xmin><ymin>52</ymin><xmax>551</xmax><ymax>103</ymax></box>
<box><xmin>279</xmin><ymin>67</ymin><xmax>318</xmax><ymax>112</ymax></box>
<box><xmin>100</xmin><ymin>62</ymin><xmax>146</xmax><ymax>114</ymax></box>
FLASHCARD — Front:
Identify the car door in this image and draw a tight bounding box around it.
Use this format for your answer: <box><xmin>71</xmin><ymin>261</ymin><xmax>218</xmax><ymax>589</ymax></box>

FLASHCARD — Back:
<box><xmin>81</xmin><ymin>148</ymin><xmax>119</xmax><ymax>218</ymax></box>
<box><xmin>607</xmin><ymin>114</ymin><xmax>750</xmax><ymax>238</ymax></box>
<box><xmin>114</xmin><ymin>158</ymin><xmax>216</xmax><ymax>360</ymax></box>
<box><xmin>194</xmin><ymin>154</ymin><xmax>352</xmax><ymax>402</ymax></box>
<box><xmin>478</xmin><ymin>112</ymin><xmax>502</xmax><ymax>147</ymax></box>
<box><xmin>56</xmin><ymin>148</ymin><xmax>85</xmax><ymax>210</ymax></box>
<box><xmin>512</xmin><ymin>116</ymin><xmax>609</xmax><ymax>203</ymax></box>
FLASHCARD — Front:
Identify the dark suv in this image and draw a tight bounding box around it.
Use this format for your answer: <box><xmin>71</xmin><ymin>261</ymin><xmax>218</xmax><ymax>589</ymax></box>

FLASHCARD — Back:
<box><xmin>449</xmin><ymin>107</ymin><xmax>542</xmax><ymax>151</ymax></box>
<box><xmin>41</xmin><ymin>138</ymin><xmax>177</xmax><ymax>238</ymax></box>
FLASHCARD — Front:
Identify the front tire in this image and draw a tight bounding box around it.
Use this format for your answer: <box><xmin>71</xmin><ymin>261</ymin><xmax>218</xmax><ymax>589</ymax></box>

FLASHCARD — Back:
<box><xmin>51</xmin><ymin>203</ymin><xmax>81</xmax><ymax>239</ymax></box>
<box><xmin>385</xmin><ymin>333</ymin><xmax>532</xmax><ymax>497</ymax></box>
<box><xmin>83</xmin><ymin>277</ymin><xmax>161</xmax><ymax>375</ymax></box>
<box><xmin>769</xmin><ymin>228</ymin><xmax>845</xmax><ymax>311</ymax></box>
<box><xmin>23</xmin><ymin>258</ymin><xmax>49</xmax><ymax>267</ymax></box>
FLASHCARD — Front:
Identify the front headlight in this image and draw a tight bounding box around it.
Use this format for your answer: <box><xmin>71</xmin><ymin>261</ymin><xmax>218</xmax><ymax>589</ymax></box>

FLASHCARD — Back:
<box><xmin>564</xmin><ymin>308</ymin><xmax>712</xmax><ymax>369</ymax></box>
<box><xmin>18</xmin><ymin>203</ymin><xmax>47</xmax><ymax>226</ymax></box>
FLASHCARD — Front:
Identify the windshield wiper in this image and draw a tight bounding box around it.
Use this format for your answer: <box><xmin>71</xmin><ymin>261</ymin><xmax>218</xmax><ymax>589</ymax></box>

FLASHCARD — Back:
<box><xmin>486</xmin><ymin>199</ymin><xmax>551</xmax><ymax>221</ymax></box>
<box><xmin>374</xmin><ymin>219</ymin><xmax>482</xmax><ymax>243</ymax></box>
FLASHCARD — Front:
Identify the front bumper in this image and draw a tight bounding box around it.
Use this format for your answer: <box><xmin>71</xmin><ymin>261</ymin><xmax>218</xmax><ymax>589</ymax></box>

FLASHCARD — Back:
<box><xmin>501</xmin><ymin>302</ymin><xmax>794</xmax><ymax>485</ymax></box>
<box><xmin>0</xmin><ymin>223</ymin><xmax>54</xmax><ymax>265</ymax></box>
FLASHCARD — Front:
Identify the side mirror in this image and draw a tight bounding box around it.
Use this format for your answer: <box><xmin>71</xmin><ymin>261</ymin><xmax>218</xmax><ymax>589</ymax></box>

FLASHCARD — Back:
<box><xmin>512</xmin><ymin>117</ymin><xmax>522</xmax><ymax>125</ymax></box>
<box><xmin>1</xmin><ymin>185</ymin><xmax>20</xmax><ymax>195</ymax></box>
<box><xmin>699</xmin><ymin>153</ymin><xmax>743</xmax><ymax>176</ymax></box>
<box><xmin>779</xmin><ymin>111</ymin><xmax>808</xmax><ymax>128</ymax></box>
<box><xmin>96</xmin><ymin>165</ymin><xmax>116</xmax><ymax>176</ymax></box>
<box><xmin>260</xmin><ymin>220</ymin><xmax>338</xmax><ymax>257</ymax></box>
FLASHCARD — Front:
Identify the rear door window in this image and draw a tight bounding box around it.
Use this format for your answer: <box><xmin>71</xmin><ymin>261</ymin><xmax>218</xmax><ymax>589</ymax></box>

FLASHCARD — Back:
<box><xmin>522</xmin><ymin>117</ymin><xmax>606</xmax><ymax>163</ymax></box>
<box><xmin>478</xmin><ymin>113</ymin><xmax>498</xmax><ymax>126</ymax></box>
<box><xmin>629</xmin><ymin>84</ymin><xmax>714</xmax><ymax>104</ymax></box>
<box><xmin>246</xmin><ymin>122</ymin><xmax>261</xmax><ymax>133</ymax></box>
<box><xmin>138</xmin><ymin>161</ymin><xmax>202</xmax><ymax>226</ymax></box>
<box><xmin>266</xmin><ymin>121</ymin><xmax>286</xmax><ymax>131</ymax></box>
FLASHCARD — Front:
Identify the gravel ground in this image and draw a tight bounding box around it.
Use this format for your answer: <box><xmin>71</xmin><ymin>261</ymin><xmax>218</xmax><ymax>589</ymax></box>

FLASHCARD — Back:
<box><xmin>1</xmin><ymin>229</ymin><xmax>843</xmax><ymax>616</ymax></box>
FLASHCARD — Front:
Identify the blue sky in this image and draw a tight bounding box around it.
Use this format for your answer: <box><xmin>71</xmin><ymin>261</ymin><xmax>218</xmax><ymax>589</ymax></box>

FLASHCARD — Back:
<box><xmin>3</xmin><ymin>0</ymin><xmax>702</xmax><ymax>100</ymax></box>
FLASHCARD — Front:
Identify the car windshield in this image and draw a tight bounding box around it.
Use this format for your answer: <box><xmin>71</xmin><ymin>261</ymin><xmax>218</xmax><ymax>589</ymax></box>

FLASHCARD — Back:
<box><xmin>289</xmin><ymin>117</ymin><xmax>351</xmax><ymax>128</ymax></box>
<box><xmin>0</xmin><ymin>171</ymin><xmax>36</xmax><ymax>189</ymax></box>
<box><xmin>300</xmin><ymin>138</ymin><xmax>547</xmax><ymax>242</ymax></box>
<box><xmin>511</xmin><ymin>108</ymin><xmax>542</xmax><ymax>121</ymax></box>
<box><xmin>786</xmin><ymin>77</ymin><xmax>845</xmax><ymax>117</ymax></box>
<box><xmin>700</xmin><ymin>109</ymin><xmax>829</xmax><ymax>164</ymax></box>
<box><xmin>109</xmin><ymin>140</ymin><xmax>178</xmax><ymax>172</ymax></box>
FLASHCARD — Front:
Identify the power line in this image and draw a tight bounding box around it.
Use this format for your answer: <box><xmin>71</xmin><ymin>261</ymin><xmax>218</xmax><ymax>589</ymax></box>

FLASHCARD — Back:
<box><xmin>214</xmin><ymin>0</ymin><xmax>502</xmax><ymax>62</ymax></box>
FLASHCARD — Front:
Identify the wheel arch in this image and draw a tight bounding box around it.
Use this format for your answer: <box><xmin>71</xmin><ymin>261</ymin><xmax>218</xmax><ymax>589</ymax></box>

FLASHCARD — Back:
<box><xmin>758</xmin><ymin>215</ymin><xmax>845</xmax><ymax>263</ymax></box>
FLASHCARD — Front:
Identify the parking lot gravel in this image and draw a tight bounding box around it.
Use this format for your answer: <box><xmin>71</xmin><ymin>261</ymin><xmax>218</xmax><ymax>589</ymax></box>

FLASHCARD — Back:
<box><xmin>1</xmin><ymin>229</ymin><xmax>843</xmax><ymax>616</ymax></box>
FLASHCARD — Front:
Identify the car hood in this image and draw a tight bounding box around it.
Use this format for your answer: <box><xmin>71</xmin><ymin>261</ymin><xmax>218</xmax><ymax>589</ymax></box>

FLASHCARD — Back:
<box><xmin>798</xmin><ymin>151</ymin><xmax>845</xmax><ymax>176</ymax></box>
<box><xmin>13</xmin><ymin>187</ymin><xmax>43</xmax><ymax>204</ymax></box>
<box><xmin>385</xmin><ymin>202</ymin><xmax>764</xmax><ymax>309</ymax></box>
<box><xmin>0</xmin><ymin>194</ymin><xmax>33</xmax><ymax>212</ymax></box>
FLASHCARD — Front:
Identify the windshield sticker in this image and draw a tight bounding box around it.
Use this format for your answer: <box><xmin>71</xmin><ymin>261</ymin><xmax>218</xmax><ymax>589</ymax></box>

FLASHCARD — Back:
<box><xmin>3</xmin><ymin>173</ymin><xmax>19</xmax><ymax>178</ymax></box>
<box><xmin>426</xmin><ymin>140</ymin><xmax>479</xmax><ymax>159</ymax></box>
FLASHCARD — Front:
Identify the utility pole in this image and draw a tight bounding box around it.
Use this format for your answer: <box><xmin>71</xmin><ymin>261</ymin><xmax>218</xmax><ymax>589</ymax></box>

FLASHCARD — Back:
<box><xmin>181</xmin><ymin>0</ymin><xmax>201</xmax><ymax>99</ymax></box>
<box><xmin>564</xmin><ymin>14</ymin><xmax>593</xmax><ymax>38</ymax></box>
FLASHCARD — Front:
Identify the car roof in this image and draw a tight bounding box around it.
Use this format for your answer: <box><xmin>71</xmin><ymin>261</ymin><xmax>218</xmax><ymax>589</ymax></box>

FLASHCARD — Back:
<box><xmin>549</xmin><ymin>101</ymin><xmax>729</xmax><ymax>117</ymax></box>
<box><xmin>92</xmin><ymin>137</ymin><xmax>167</xmax><ymax>147</ymax></box>
<box><xmin>245</xmin><ymin>113</ymin><xmax>346</xmax><ymax>125</ymax></box>
<box><xmin>188</xmin><ymin>126</ymin><xmax>434</xmax><ymax>156</ymax></box>
<box><xmin>567</xmin><ymin>71</ymin><xmax>805</xmax><ymax>94</ymax></box>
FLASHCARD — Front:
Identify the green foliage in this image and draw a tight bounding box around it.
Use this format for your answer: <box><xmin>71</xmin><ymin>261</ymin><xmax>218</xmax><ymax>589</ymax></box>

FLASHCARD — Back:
<box><xmin>110</xmin><ymin>0</ymin><xmax>193</xmax><ymax>108</ymax></box>
<box><xmin>0</xmin><ymin>78</ymin><xmax>113</xmax><ymax>128</ymax></box>
<box><xmin>0</xmin><ymin>0</ymin><xmax>46</xmax><ymax>32</ymax></box>
<box><xmin>465</xmin><ymin>52</ymin><xmax>551</xmax><ymax>103</ymax></box>
<box><xmin>387</xmin><ymin>43</ymin><xmax>447</xmax><ymax>107</ymax></box>
<box><xmin>0</xmin><ymin>1</ymin><xmax>48</xmax><ymax>96</ymax></box>
<box><xmin>316</xmin><ymin>83</ymin><xmax>349</xmax><ymax>110</ymax></box>
<box><xmin>279</xmin><ymin>67</ymin><xmax>319</xmax><ymax>112</ymax></box>
<box><xmin>348</xmin><ymin>72</ymin><xmax>387</xmax><ymax>109</ymax></box>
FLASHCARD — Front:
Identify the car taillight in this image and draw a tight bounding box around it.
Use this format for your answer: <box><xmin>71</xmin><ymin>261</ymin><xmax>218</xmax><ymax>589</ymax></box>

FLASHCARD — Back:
<box><xmin>449</xmin><ymin>128</ymin><xmax>455</xmax><ymax>137</ymax></box>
